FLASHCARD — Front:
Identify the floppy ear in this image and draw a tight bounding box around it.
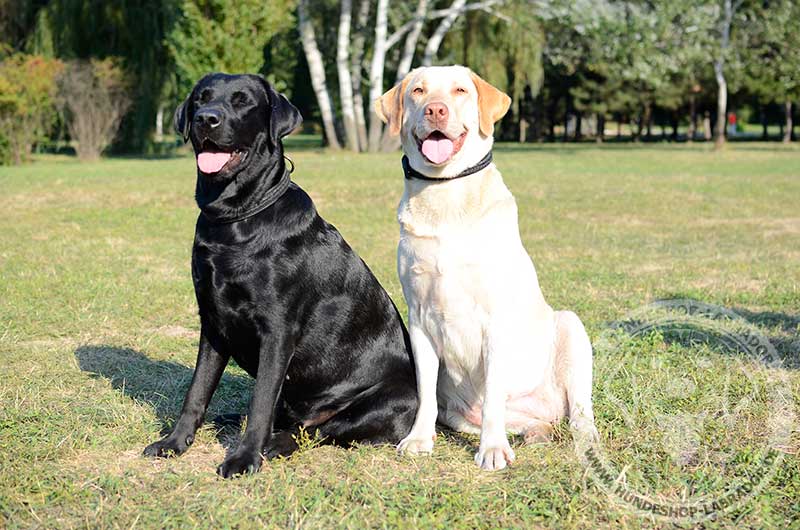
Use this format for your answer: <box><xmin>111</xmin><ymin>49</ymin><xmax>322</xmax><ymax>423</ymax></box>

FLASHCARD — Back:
<box><xmin>259</xmin><ymin>77</ymin><xmax>303</xmax><ymax>149</ymax></box>
<box><xmin>375</xmin><ymin>75</ymin><xmax>411</xmax><ymax>136</ymax></box>
<box><xmin>173</xmin><ymin>93</ymin><xmax>191</xmax><ymax>142</ymax></box>
<box><xmin>469</xmin><ymin>71</ymin><xmax>511</xmax><ymax>137</ymax></box>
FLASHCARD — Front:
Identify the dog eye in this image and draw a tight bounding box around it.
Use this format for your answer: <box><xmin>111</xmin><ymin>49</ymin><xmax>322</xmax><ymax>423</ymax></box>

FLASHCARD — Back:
<box><xmin>197</xmin><ymin>89</ymin><xmax>212</xmax><ymax>104</ymax></box>
<box><xmin>412</xmin><ymin>87</ymin><xmax>424</xmax><ymax>95</ymax></box>
<box><xmin>455</xmin><ymin>87</ymin><xmax>468</xmax><ymax>94</ymax></box>
<box><xmin>231</xmin><ymin>91</ymin><xmax>250</xmax><ymax>108</ymax></box>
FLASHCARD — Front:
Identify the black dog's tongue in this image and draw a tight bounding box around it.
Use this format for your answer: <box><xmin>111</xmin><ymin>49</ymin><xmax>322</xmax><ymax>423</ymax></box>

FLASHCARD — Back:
<box><xmin>198</xmin><ymin>152</ymin><xmax>232</xmax><ymax>173</ymax></box>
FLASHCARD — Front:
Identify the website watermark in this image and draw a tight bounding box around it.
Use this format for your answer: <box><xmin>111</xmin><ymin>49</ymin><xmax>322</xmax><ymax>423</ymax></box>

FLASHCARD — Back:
<box><xmin>577</xmin><ymin>299</ymin><xmax>795</xmax><ymax>523</ymax></box>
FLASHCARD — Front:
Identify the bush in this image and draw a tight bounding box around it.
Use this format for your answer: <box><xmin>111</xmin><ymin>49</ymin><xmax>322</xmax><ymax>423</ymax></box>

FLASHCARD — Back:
<box><xmin>57</xmin><ymin>59</ymin><xmax>132</xmax><ymax>161</ymax></box>
<box><xmin>0</xmin><ymin>54</ymin><xmax>63</xmax><ymax>165</ymax></box>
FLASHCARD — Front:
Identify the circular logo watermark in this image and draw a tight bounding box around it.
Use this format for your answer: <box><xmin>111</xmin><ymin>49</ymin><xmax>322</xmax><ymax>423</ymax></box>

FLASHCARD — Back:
<box><xmin>577</xmin><ymin>299</ymin><xmax>795</xmax><ymax>523</ymax></box>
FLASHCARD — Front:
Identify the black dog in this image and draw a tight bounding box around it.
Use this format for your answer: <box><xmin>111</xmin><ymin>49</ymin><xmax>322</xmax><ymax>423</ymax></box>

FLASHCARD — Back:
<box><xmin>143</xmin><ymin>73</ymin><xmax>418</xmax><ymax>478</ymax></box>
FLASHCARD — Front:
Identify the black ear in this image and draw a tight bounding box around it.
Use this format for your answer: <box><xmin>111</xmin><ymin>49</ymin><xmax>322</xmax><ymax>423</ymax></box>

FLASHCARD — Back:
<box><xmin>173</xmin><ymin>93</ymin><xmax>191</xmax><ymax>143</ymax></box>
<box><xmin>258</xmin><ymin>77</ymin><xmax>302</xmax><ymax>149</ymax></box>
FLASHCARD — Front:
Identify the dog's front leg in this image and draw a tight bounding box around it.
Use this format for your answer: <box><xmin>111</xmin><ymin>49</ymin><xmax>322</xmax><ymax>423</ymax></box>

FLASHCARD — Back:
<box><xmin>144</xmin><ymin>334</ymin><xmax>228</xmax><ymax>458</ymax></box>
<box><xmin>475</xmin><ymin>327</ymin><xmax>515</xmax><ymax>471</ymax></box>
<box><xmin>397</xmin><ymin>323</ymin><xmax>439</xmax><ymax>455</ymax></box>
<box><xmin>217</xmin><ymin>340</ymin><xmax>290</xmax><ymax>478</ymax></box>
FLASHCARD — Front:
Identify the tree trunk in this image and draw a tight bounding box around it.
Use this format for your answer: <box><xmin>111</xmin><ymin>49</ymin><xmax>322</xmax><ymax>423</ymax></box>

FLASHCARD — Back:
<box><xmin>367</xmin><ymin>0</ymin><xmax>389</xmax><ymax>152</ymax></box>
<box><xmin>634</xmin><ymin>111</ymin><xmax>643</xmax><ymax>143</ymax></box>
<box><xmin>783</xmin><ymin>100</ymin><xmax>792</xmax><ymax>144</ymax></box>
<box><xmin>761</xmin><ymin>104</ymin><xmax>768</xmax><ymax>140</ymax></box>
<box><xmin>298</xmin><ymin>0</ymin><xmax>341</xmax><ymax>150</ymax></box>
<box><xmin>687</xmin><ymin>95</ymin><xmax>696</xmax><ymax>143</ymax></box>
<box><xmin>574</xmin><ymin>112</ymin><xmax>582</xmax><ymax>141</ymax></box>
<box><xmin>422</xmin><ymin>0</ymin><xmax>467</xmax><ymax>65</ymax></box>
<box><xmin>396</xmin><ymin>0</ymin><xmax>429</xmax><ymax>81</ymax></box>
<box><xmin>155</xmin><ymin>104</ymin><xmax>164</xmax><ymax>142</ymax></box>
<box><xmin>379</xmin><ymin>0</ymin><xmax>430</xmax><ymax>152</ymax></box>
<box><xmin>337</xmin><ymin>0</ymin><xmax>359</xmax><ymax>151</ymax></box>
<box><xmin>350</xmin><ymin>0</ymin><xmax>370</xmax><ymax>150</ymax></box>
<box><xmin>596</xmin><ymin>114</ymin><xmax>604</xmax><ymax>143</ymax></box>
<box><xmin>714</xmin><ymin>62</ymin><xmax>727</xmax><ymax>149</ymax></box>
<box><xmin>713</xmin><ymin>0</ymin><xmax>734</xmax><ymax>150</ymax></box>
<box><xmin>616</xmin><ymin>116</ymin><xmax>622</xmax><ymax>139</ymax></box>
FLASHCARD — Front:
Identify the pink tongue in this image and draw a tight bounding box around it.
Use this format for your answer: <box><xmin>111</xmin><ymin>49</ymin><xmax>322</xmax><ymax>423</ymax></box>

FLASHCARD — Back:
<box><xmin>197</xmin><ymin>152</ymin><xmax>232</xmax><ymax>173</ymax></box>
<box><xmin>421</xmin><ymin>136</ymin><xmax>454</xmax><ymax>164</ymax></box>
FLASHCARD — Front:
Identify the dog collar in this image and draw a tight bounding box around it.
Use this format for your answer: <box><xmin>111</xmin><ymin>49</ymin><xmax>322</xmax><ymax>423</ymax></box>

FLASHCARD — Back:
<box><xmin>201</xmin><ymin>166</ymin><xmax>292</xmax><ymax>225</ymax></box>
<box><xmin>402</xmin><ymin>151</ymin><xmax>493</xmax><ymax>182</ymax></box>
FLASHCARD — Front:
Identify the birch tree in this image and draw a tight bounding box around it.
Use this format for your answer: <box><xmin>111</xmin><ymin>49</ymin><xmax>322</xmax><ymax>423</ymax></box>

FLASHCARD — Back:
<box><xmin>298</xmin><ymin>0</ymin><xmax>341</xmax><ymax>149</ymax></box>
<box><xmin>712</xmin><ymin>0</ymin><xmax>742</xmax><ymax>149</ymax></box>
<box><xmin>337</xmin><ymin>0</ymin><xmax>359</xmax><ymax>151</ymax></box>
<box><xmin>350</xmin><ymin>0</ymin><xmax>371</xmax><ymax>149</ymax></box>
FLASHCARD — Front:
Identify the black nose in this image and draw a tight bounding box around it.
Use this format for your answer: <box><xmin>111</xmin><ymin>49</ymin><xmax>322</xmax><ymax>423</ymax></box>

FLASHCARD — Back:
<box><xmin>195</xmin><ymin>108</ymin><xmax>223</xmax><ymax>129</ymax></box>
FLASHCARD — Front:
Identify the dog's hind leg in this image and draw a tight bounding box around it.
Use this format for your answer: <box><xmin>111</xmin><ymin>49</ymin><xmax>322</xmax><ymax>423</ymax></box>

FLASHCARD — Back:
<box><xmin>554</xmin><ymin>310</ymin><xmax>600</xmax><ymax>446</ymax></box>
<box><xmin>262</xmin><ymin>430</ymin><xmax>300</xmax><ymax>459</ymax></box>
<box><xmin>314</xmin><ymin>381</ymin><xmax>419</xmax><ymax>447</ymax></box>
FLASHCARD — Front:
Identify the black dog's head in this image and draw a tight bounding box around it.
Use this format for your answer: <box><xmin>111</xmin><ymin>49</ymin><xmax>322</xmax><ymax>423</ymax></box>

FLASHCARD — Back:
<box><xmin>174</xmin><ymin>73</ymin><xmax>302</xmax><ymax>179</ymax></box>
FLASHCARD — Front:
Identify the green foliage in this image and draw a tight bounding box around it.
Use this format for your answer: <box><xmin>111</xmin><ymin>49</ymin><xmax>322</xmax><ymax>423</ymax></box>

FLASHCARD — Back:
<box><xmin>444</xmin><ymin>1</ymin><xmax>545</xmax><ymax>116</ymax></box>
<box><xmin>28</xmin><ymin>0</ymin><xmax>181</xmax><ymax>152</ymax></box>
<box><xmin>166</xmin><ymin>0</ymin><xmax>297</xmax><ymax>98</ymax></box>
<box><xmin>539</xmin><ymin>0</ymin><xmax>716</xmax><ymax>119</ymax></box>
<box><xmin>739</xmin><ymin>0</ymin><xmax>800</xmax><ymax>103</ymax></box>
<box><xmin>0</xmin><ymin>53</ymin><xmax>63</xmax><ymax>164</ymax></box>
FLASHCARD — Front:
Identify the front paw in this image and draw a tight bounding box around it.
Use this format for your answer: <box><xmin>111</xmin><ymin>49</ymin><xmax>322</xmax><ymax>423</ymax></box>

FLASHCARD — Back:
<box><xmin>217</xmin><ymin>449</ymin><xmax>263</xmax><ymax>478</ymax></box>
<box><xmin>143</xmin><ymin>433</ymin><xmax>193</xmax><ymax>458</ymax></box>
<box><xmin>475</xmin><ymin>439</ymin><xmax>515</xmax><ymax>471</ymax></box>
<box><xmin>397</xmin><ymin>431</ymin><xmax>435</xmax><ymax>455</ymax></box>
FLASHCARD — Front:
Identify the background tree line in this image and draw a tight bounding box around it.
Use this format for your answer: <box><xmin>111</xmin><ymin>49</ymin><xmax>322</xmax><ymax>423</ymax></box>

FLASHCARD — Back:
<box><xmin>0</xmin><ymin>0</ymin><xmax>798</xmax><ymax>163</ymax></box>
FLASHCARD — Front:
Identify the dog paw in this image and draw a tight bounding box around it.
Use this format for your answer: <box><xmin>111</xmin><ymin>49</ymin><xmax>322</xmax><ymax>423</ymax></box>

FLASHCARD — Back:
<box><xmin>570</xmin><ymin>418</ymin><xmax>600</xmax><ymax>443</ymax></box>
<box><xmin>397</xmin><ymin>432</ymin><xmax>435</xmax><ymax>455</ymax></box>
<box><xmin>217</xmin><ymin>449</ymin><xmax>263</xmax><ymax>478</ymax></box>
<box><xmin>475</xmin><ymin>440</ymin><xmax>515</xmax><ymax>471</ymax></box>
<box><xmin>143</xmin><ymin>434</ymin><xmax>193</xmax><ymax>458</ymax></box>
<box><xmin>523</xmin><ymin>423</ymin><xmax>554</xmax><ymax>444</ymax></box>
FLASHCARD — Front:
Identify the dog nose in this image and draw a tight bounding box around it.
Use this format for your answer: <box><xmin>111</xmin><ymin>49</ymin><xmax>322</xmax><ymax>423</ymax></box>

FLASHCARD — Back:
<box><xmin>195</xmin><ymin>108</ymin><xmax>223</xmax><ymax>129</ymax></box>
<box><xmin>424</xmin><ymin>102</ymin><xmax>449</xmax><ymax>127</ymax></box>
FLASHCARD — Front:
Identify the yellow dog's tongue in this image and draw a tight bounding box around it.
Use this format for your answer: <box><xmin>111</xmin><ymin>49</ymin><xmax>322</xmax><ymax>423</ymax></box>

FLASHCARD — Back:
<box><xmin>421</xmin><ymin>136</ymin><xmax>454</xmax><ymax>164</ymax></box>
<box><xmin>197</xmin><ymin>152</ymin><xmax>231</xmax><ymax>173</ymax></box>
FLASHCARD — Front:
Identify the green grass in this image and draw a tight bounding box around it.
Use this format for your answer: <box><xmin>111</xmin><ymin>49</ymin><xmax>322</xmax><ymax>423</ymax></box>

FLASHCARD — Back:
<box><xmin>1</xmin><ymin>142</ymin><xmax>798</xmax><ymax>528</ymax></box>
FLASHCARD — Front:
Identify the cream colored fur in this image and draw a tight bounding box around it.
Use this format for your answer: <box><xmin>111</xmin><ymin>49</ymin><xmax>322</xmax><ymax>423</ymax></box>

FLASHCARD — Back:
<box><xmin>376</xmin><ymin>66</ymin><xmax>599</xmax><ymax>471</ymax></box>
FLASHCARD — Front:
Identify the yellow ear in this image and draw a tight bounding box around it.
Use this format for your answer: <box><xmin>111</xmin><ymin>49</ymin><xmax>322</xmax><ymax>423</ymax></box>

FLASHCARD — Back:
<box><xmin>374</xmin><ymin>76</ymin><xmax>411</xmax><ymax>136</ymax></box>
<box><xmin>469</xmin><ymin>71</ymin><xmax>511</xmax><ymax>137</ymax></box>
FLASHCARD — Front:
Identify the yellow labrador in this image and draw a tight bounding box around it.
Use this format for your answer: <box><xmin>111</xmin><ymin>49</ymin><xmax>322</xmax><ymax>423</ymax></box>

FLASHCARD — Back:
<box><xmin>376</xmin><ymin>66</ymin><xmax>599</xmax><ymax>471</ymax></box>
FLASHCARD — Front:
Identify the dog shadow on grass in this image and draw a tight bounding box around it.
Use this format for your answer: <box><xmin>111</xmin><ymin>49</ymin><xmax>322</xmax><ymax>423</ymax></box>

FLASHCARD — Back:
<box><xmin>624</xmin><ymin>298</ymin><xmax>799</xmax><ymax>369</ymax></box>
<box><xmin>74</xmin><ymin>345</ymin><xmax>253</xmax><ymax>450</ymax></box>
<box><xmin>733</xmin><ymin>308</ymin><xmax>800</xmax><ymax>369</ymax></box>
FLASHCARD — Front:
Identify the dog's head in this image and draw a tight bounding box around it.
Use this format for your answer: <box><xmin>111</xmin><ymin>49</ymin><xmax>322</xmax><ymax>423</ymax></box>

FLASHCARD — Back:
<box><xmin>375</xmin><ymin>66</ymin><xmax>510</xmax><ymax>178</ymax></box>
<box><xmin>174</xmin><ymin>73</ymin><xmax>302</xmax><ymax>179</ymax></box>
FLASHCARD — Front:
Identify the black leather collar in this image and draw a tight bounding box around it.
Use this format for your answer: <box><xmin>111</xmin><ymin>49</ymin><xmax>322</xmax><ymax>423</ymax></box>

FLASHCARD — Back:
<box><xmin>402</xmin><ymin>151</ymin><xmax>493</xmax><ymax>182</ymax></box>
<box><xmin>200</xmin><ymin>157</ymin><xmax>294</xmax><ymax>225</ymax></box>
<box><xmin>201</xmin><ymin>168</ymin><xmax>291</xmax><ymax>224</ymax></box>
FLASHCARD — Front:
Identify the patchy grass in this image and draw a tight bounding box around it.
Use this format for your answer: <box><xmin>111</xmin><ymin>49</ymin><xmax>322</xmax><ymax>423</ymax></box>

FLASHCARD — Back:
<box><xmin>0</xmin><ymin>142</ymin><xmax>798</xmax><ymax>529</ymax></box>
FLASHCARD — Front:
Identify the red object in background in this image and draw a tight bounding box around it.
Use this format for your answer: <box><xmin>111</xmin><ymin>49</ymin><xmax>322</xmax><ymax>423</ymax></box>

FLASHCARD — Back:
<box><xmin>728</xmin><ymin>112</ymin><xmax>737</xmax><ymax>126</ymax></box>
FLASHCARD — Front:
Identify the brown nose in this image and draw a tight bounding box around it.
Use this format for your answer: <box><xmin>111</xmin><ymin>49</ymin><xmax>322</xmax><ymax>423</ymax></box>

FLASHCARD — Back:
<box><xmin>424</xmin><ymin>102</ymin><xmax>449</xmax><ymax>127</ymax></box>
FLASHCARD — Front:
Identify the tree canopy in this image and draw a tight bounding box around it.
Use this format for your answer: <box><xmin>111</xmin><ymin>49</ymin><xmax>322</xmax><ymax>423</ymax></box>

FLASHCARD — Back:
<box><xmin>0</xmin><ymin>0</ymin><xmax>798</xmax><ymax>161</ymax></box>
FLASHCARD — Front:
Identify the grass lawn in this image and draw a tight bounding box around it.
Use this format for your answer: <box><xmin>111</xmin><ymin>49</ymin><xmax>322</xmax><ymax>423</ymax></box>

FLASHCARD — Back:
<box><xmin>1</xmin><ymin>142</ymin><xmax>798</xmax><ymax>528</ymax></box>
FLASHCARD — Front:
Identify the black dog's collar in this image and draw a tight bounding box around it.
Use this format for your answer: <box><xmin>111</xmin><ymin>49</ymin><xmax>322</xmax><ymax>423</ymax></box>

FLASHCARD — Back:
<box><xmin>402</xmin><ymin>151</ymin><xmax>493</xmax><ymax>182</ymax></box>
<box><xmin>201</xmin><ymin>166</ymin><xmax>292</xmax><ymax>225</ymax></box>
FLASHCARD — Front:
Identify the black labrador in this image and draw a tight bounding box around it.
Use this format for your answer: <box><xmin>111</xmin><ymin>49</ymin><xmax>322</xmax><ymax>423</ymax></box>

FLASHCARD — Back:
<box><xmin>143</xmin><ymin>73</ymin><xmax>418</xmax><ymax>478</ymax></box>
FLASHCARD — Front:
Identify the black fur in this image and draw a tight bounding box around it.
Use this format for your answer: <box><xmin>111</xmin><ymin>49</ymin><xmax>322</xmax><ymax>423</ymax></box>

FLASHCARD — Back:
<box><xmin>143</xmin><ymin>73</ymin><xmax>417</xmax><ymax>478</ymax></box>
